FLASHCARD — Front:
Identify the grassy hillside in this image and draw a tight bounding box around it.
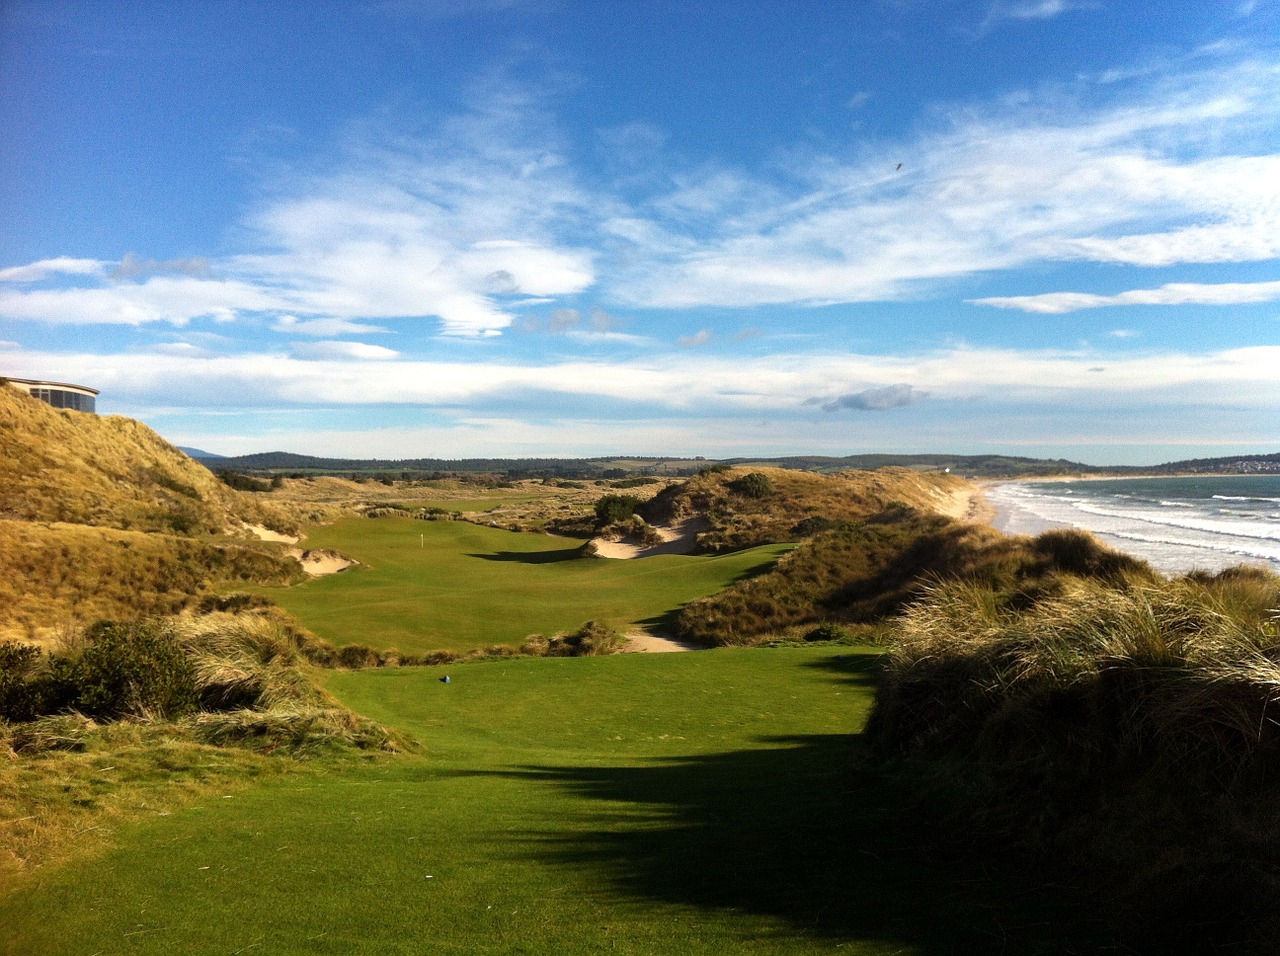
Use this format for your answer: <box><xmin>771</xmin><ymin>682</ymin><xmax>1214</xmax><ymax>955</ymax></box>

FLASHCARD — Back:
<box><xmin>0</xmin><ymin>521</ymin><xmax>303</xmax><ymax>641</ymax></box>
<box><xmin>261</xmin><ymin>516</ymin><xmax>790</xmax><ymax>653</ymax></box>
<box><xmin>0</xmin><ymin>647</ymin><xmax>1105</xmax><ymax>955</ymax></box>
<box><xmin>864</xmin><ymin>563</ymin><xmax>1280</xmax><ymax>951</ymax></box>
<box><xmin>639</xmin><ymin>465</ymin><xmax>970</xmax><ymax>552</ymax></box>
<box><xmin>677</xmin><ymin>508</ymin><xmax>1156</xmax><ymax>644</ymax></box>
<box><xmin>0</xmin><ymin>385</ymin><xmax>294</xmax><ymax>535</ymax></box>
<box><xmin>0</xmin><ymin>387</ymin><xmax>313</xmax><ymax>639</ymax></box>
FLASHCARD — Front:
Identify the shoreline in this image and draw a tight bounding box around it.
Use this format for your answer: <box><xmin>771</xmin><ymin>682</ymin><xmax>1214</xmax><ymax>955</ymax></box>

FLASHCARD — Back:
<box><xmin>981</xmin><ymin>475</ymin><xmax>1280</xmax><ymax>575</ymax></box>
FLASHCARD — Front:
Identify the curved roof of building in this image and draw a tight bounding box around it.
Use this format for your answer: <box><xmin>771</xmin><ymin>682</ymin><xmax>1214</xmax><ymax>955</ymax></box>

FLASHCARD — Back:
<box><xmin>5</xmin><ymin>377</ymin><xmax>100</xmax><ymax>395</ymax></box>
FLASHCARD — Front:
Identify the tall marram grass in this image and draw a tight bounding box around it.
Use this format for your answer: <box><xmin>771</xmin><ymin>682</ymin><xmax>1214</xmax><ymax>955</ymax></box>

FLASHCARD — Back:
<box><xmin>1</xmin><ymin>611</ymin><xmax>402</xmax><ymax>876</ymax></box>
<box><xmin>639</xmin><ymin>465</ymin><xmax>969</xmax><ymax>553</ymax></box>
<box><xmin>0</xmin><ymin>385</ymin><xmax>298</xmax><ymax>535</ymax></box>
<box><xmin>866</xmin><ymin>565</ymin><xmax>1280</xmax><ymax>951</ymax></box>
<box><xmin>0</xmin><ymin>521</ymin><xmax>304</xmax><ymax>641</ymax></box>
<box><xmin>677</xmin><ymin>511</ymin><xmax>1156</xmax><ymax>646</ymax></box>
<box><xmin>873</xmin><ymin>575</ymin><xmax>1280</xmax><ymax>761</ymax></box>
<box><xmin>2</xmin><ymin>612</ymin><xmax>401</xmax><ymax>756</ymax></box>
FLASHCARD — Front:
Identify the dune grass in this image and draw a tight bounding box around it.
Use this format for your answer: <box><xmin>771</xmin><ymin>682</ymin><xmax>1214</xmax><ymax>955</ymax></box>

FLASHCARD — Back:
<box><xmin>0</xmin><ymin>646</ymin><xmax>1101</xmax><ymax>955</ymax></box>
<box><xmin>866</xmin><ymin>565</ymin><xmax>1280</xmax><ymax>950</ymax></box>
<box><xmin>262</xmin><ymin>517</ymin><xmax>790</xmax><ymax>653</ymax></box>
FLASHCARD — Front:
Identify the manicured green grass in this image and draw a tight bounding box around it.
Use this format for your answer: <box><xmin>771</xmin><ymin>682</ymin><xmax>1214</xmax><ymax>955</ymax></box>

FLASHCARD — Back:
<box><xmin>0</xmin><ymin>648</ymin><xmax>1096</xmax><ymax>954</ymax></box>
<box><xmin>265</xmin><ymin>517</ymin><xmax>790</xmax><ymax>652</ymax></box>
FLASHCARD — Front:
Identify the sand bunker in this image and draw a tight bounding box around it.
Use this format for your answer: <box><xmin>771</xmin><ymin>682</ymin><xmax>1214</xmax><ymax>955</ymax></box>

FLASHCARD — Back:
<box><xmin>590</xmin><ymin>516</ymin><xmax>708</xmax><ymax>560</ymax></box>
<box><xmin>622</xmin><ymin>631</ymin><xmax>704</xmax><ymax>653</ymax></box>
<box><xmin>288</xmin><ymin>548</ymin><xmax>357</xmax><ymax>576</ymax></box>
<box><xmin>242</xmin><ymin>523</ymin><xmax>300</xmax><ymax>544</ymax></box>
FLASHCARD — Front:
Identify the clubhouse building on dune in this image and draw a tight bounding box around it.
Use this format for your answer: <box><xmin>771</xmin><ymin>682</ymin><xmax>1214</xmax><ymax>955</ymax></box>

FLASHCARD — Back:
<box><xmin>5</xmin><ymin>377</ymin><xmax>99</xmax><ymax>414</ymax></box>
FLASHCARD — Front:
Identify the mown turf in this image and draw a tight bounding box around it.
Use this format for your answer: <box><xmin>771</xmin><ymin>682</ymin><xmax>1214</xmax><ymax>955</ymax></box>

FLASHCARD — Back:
<box><xmin>263</xmin><ymin>517</ymin><xmax>790</xmax><ymax>653</ymax></box>
<box><xmin>0</xmin><ymin>648</ymin><xmax>1099</xmax><ymax>955</ymax></box>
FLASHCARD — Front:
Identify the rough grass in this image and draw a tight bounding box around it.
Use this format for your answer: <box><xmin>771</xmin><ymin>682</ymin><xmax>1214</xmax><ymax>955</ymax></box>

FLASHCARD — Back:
<box><xmin>865</xmin><ymin>565</ymin><xmax>1280</xmax><ymax>951</ymax></box>
<box><xmin>0</xmin><ymin>521</ymin><xmax>304</xmax><ymax>642</ymax></box>
<box><xmin>677</xmin><ymin>510</ymin><xmax>1157</xmax><ymax>645</ymax></box>
<box><xmin>1</xmin><ymin>611</ymin><xmax>403</xmax><ymax>877</ymax></box>
<box><xmin>0</xmin><ymin>385</ymin><xmax>296</xmax><ymax>535</ymax></box>
<box><xmin>0</xmin><ymin>647</ymin><xmax>1108</xmax><ymax>955</ymax></box>
<box><xmin>640</xmin><ymin>465</ymin><xmax>970</xmax><ymax>552</ymax></box>
<box><xmin>261</xmin><ymin>517</ymin><xmax>790</xmax><ymax>653</ymax></box>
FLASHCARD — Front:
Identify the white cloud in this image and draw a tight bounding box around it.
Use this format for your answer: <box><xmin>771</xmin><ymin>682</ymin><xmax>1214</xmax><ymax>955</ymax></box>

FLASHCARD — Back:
<box><xmin>151</xmin><ymin>342</ymin><xmax>216</xmax><ymax>357</ymax></box>
<box><xmin>291</xmin><ymin>341</ymin><xmax>401</xmax><ymax>361</ymax></box>
<box><xmin>0</xmin><ymin>258</ymin><xmax>105</xmax><ymax>283</ymax></box>
<box><xmin>11</xmin><ymin>343</ymin><xmax>1278</xmax><ymax>420</ymax></box>
<box><xmin>0</xmin><ymin>276</ymin><xmax>287</xmax><ymax>325</ymax></box>
<box><xmin>273</xmin><ymin>315</ymin><xmax>391</xmax><ymax>336</ymax></box>
<box><xmin>6</xmin><ymin>53</ymin><xmax>1280</xmax><ymax>334</ymax></box>
<box><xmin>973</xmin><ymin>280</ymin><xmax>1280</xmax><ymax>313</ymax></box>
<box><xmin>0</xmin><ymin>340</ymin><xmax>19</xmax><ymax>349</ymax></box>
<box><xmin>1001</xmin><ymin>0</ymin><xmax>1084</xmax><ymax>20</ymax></box>
<box><xmin>565</xmin><ymin>330</ymin><xmax>654</xmax><ymax>346</ymax></box>
<box><xmin>14</xmin><ymin>341</ymin><xmax>1274</xmax><ymax>461</ymax></box>
<box><xmin>2</xmin><ymin>83</ymin><xmax>597</xmax><ymax>335</ymax></box>
<box><xmin>677</xmin><ymin>329</ymin><xmax>713</xmax><ymax>348</ymax></box>
<box><xmin>611</xmin><ymin>59</ymin><xmax>1280</xmax><ymax>309</ymax></box>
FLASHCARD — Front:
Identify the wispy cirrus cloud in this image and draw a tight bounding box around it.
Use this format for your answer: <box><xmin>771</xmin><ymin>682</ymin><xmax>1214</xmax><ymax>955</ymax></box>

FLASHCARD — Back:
<box><xmin>611</xmin><ymin>58</ymin><xmax>1280</xmax><ymax>309</ymax></box>
<box><xmin>986</xmin><ymin>0</ymin><xmax>1093</xmax><ymax>24</ymax></box>
<box><xmin>976</xmin><ymin>0</ymin><xmax>1098</xmax><ymax>36</ymax></box>
<box><xmin>1</xmin><ymin>80</ymin><xmax>596</xmax><ymax>336</ymax></box>
<box><xmin>273</xmin><ymin>315</ymin><xmax>391</xmax><ymax>337</ymax></box>
<box><xmin>3</xmin><ymin>52</ymin><xmax>1278</xmax><ymax>336</ymax></box>
<box><xmin>973</xmin><ymin>279</ymin><xmax>1280</xmax><ymax>313</ymax></box>
<box><xmin>0</xmin><ymin>275</ymin><xmax>286</xmax><ymax>325</ymax></box>
<box><xmin>0</xmin><ymin>257</ymin><xmax>105</xmax><ymax>283</ymax></box>
<box><xmin>291</xmin><ymin>341</ymin><xmax>401</xmax><ymax>361</ymax></box>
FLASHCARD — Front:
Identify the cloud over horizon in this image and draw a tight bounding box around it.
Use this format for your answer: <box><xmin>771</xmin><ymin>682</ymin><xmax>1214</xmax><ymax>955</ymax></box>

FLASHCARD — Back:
<box><xmin>811</xmin><ymin>383</ymin><xmax>930</xmax><ymax>412</ymax></box>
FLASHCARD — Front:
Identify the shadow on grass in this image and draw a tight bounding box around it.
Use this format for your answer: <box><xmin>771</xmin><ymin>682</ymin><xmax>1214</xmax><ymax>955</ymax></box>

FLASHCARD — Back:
<box><xmin>481</xmin><ymin>729</ymin><xmax>1114</xmax><ymax>953</ymax></box>
<box><xmin>467</xmin><ymin>546</ymin><xmax>589</xmax><ymax>564</ymax></box>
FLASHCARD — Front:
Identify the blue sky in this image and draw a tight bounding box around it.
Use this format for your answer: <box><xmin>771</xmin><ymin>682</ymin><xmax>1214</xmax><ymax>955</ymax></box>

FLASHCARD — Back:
<box><xmin>2</xmin><ymin>0</ymin><xmax>1278</xmax><ymax>464</ymax></box>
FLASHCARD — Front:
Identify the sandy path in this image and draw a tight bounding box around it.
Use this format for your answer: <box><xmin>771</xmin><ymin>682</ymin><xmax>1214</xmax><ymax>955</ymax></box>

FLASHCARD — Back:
<box><xmin>243</xmin><ymin>522</ymin><xmax>300</xmax><ymax>544</ymax></box>
<box><xmin>932</xmin><ymin>486</ymin><xmax>996</xmax><ymax>524</ymax></box>
<box><xmin>622</xmin><ymin>630</ymin><xmax>704</xmax><ymax>653</ymax></box>
<box><xmin>591</xmin><ymin>516</ymin><xmax>708</xmax><ymax>559</ymax></box>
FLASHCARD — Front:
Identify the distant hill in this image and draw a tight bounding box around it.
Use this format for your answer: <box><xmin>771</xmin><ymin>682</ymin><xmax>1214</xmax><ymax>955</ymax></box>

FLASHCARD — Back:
<box><xmin>179</xmin><ymin>446</ymin><xmax>224</xmax><ymax>459</ymax></box>
<box><xmin>1122</xmin><ymin>452</ymin><xmax>1280</xmax><ymax>475</ymax></box>
<box><xmin>190</xmin><ymin>451</ymin><xmax>711</xmax><ymax>478</ymax></box>
<box><xmin>190</xmin><ymin>448</ymin><xmax>1279</xmax><ymax>479</ymax></box>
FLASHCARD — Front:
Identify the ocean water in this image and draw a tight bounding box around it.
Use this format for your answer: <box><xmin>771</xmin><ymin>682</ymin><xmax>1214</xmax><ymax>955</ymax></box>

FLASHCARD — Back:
<box><xmin>987</xmin><ymin>475</ymin><xmax>1280</xmax><ymax>575</ymax></box>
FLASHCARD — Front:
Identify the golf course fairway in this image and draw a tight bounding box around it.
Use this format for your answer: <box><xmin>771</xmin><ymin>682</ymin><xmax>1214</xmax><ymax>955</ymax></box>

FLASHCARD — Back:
<box><xmin>263</xmin><ymin>517</ymin><xmax>791</xmax><ymax>653</ymax></box>
<box><xmin>0</xmin><ymin>646</ymin><xmax>1093</xmax><ymax>954</ymax></box>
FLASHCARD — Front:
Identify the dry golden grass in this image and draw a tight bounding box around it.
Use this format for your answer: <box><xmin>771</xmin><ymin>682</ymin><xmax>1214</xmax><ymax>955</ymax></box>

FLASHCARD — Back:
<box><xmin>0</xmin><ymin>521</ymin><xmax>303</xmax><ymax>643</ymax></box>
<box><xmin>641</xmin><ymin>465</ymin><xmax>972</xmax><ymax>551</ymax></box>
<box><xmin>0</xmin><ymin>386</ymin><xmax>296</xmax><ymax>535</ymax></box>
<box><xmin>863</xmin><ymin>564</ymin><xmax>1280</xmax><ymax>947</ymax></box>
